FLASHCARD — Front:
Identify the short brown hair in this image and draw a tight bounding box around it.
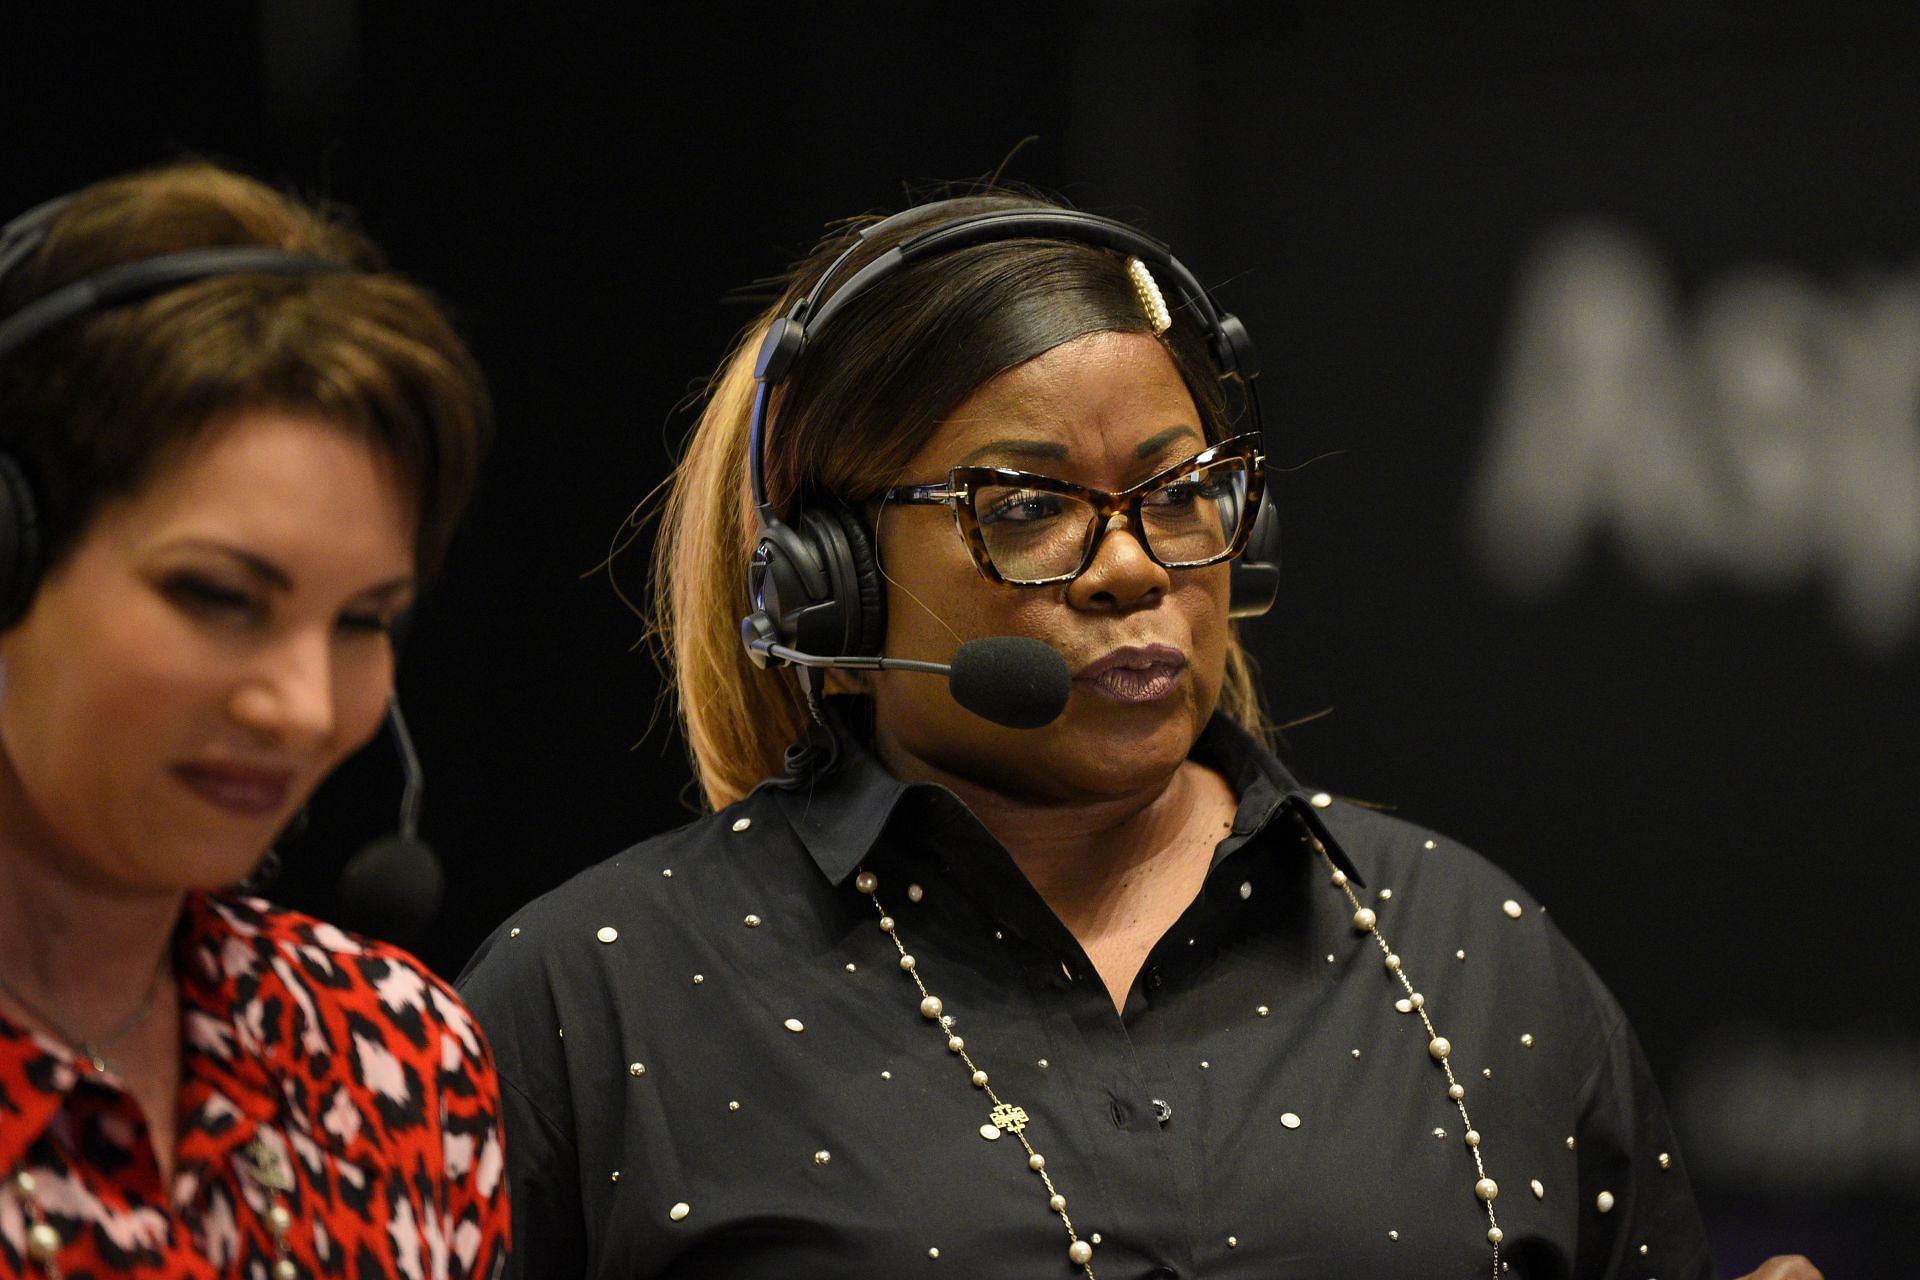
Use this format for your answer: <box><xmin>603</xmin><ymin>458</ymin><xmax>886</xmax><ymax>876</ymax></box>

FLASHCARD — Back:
<box><xmin>651</xmin><ymin>193</ymin><xmax>1269</xmax><ymax>810</ymax></box>
<box><xmin>0</xmin><ymin>159</ymin><xmax>489</xmax><ymax>587</ymax></box>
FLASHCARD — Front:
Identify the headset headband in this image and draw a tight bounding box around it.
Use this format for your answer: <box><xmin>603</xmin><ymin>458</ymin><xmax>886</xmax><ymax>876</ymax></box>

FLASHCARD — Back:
<box><xmin>747</xmin><ymin>206</ymin><xmax>1263</xmax><ymax>526</ymax></box>
<box><xmin>0</xmin><ymin>193</ymin><xmax>352</xmax><ymax>364</ymax></box>
<box><xmin>0</xmin><ymin>247</ymin><xmax>352</xmax><ymax>363</ymax></box>
<box><xmin>738</xmin><ymin>203</ymin><xmax>1283</xmax><ymax>662</ymax></box>
<box><xmin>0</xmin><ymin>190</ymin><xmax>357</xmax><ymax>631</ymax></box>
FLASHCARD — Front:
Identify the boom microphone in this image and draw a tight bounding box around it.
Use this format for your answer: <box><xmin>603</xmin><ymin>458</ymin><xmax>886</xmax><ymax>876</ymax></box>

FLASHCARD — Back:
<box><xmin>746</xmin><ymin>630</ymin><xmax>1073</xmax><ymax>729</ymax></box>
<box><xmin>337</xmin><ymin>833</ymin><xmax>443</xmax><ymax>945</ymax></box>
<box><xmin>946</xmin><ymin>637</ymin><xmax>1074</xmax><ymax>729</ymax></box>
<box><xmin>335</xmin><ymin>699</ymin><xmax>445</xmax><ymax>945</ymax></box>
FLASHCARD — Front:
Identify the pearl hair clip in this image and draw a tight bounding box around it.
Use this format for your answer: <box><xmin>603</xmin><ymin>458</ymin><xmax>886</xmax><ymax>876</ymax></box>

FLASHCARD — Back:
<box><xmin>1126</xmin><ymin>257</ymin><xmax>1172</xmax><ymax>334</ymax></box>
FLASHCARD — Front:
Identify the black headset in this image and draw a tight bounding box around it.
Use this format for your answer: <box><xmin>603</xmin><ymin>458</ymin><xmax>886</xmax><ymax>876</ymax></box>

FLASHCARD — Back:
<box><xmin>741</xmin><ymin>206</ymin><xmax>1282</xmax><ymax>667</ymax></box>
<box><xmin>0</xmin><ymin>192</ymin><xmax>351</xmax><ymax>629</ymax></box>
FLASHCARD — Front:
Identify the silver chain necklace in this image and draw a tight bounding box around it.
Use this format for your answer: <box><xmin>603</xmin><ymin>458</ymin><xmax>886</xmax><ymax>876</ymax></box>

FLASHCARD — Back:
<box><xmin>855</xmin><ymin>799</ymin><xmax>1505</xmax><ymax>1279</ymax></box>
<box><xmin>0</xmin><ymin>957</ymin><xmax>168</xmax><ymax>1074</ymax></box>
<box><xmin>2</xmin><ymin>960</ymin><xmax>302</xmax><ymax>1278</ymax></box>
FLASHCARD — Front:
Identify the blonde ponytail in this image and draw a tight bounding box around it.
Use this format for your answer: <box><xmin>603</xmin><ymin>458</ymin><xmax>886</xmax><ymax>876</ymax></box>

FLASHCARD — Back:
<box><xmin>649</xmin><ymin>317</ymin><xmax>811</xmax><ymax>810</ymax></box>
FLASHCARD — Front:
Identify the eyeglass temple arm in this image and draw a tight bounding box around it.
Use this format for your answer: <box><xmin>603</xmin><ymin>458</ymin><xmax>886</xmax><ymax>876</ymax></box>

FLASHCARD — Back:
<box><xmin>880</xmin><ymin>481</ymin><xmax>963</xmax><ymax>505</ymax></box>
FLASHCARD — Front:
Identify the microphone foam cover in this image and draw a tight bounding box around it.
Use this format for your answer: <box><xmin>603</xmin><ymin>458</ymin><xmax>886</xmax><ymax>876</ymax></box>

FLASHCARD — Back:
<box><xmin>336</xmin><ymin>836</ymin><xmax>445</xmax><ymax>946</ymax></box>
<box><xmin>948</xmin><ymin>636</ymin><xmax>1072</xmax><ymax>729</ymax></box>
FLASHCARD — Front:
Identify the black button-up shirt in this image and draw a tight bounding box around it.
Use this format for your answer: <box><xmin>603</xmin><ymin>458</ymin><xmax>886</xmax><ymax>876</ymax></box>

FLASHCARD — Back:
<box><xmin>459</xmin><ymin>711</ymin><xmax>1711</xmax><ymax>1279</ymax></box>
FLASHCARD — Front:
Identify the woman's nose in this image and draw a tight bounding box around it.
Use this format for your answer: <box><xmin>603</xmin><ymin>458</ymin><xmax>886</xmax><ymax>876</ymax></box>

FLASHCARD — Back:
<box><xmin>1067</xmin><ymin>513</ymin><xmax>1169</xmax><ymax>611</ymax></box>
<box><xmin>228</xmin><ymin>630</ymin><xmax>336</xmax><ymax>746</ymax></box>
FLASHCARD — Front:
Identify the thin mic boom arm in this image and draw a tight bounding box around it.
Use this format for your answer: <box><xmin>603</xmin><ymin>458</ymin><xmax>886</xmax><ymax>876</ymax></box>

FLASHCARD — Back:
<box><xmin>764</xmin><ymin>643</ymin><xmax>950</xmax><ymax>676</ymax></box>
<box><xmin>385</xmin><ymin>697</ymin><xmax>425</xmax><ymax>842</ymax></box>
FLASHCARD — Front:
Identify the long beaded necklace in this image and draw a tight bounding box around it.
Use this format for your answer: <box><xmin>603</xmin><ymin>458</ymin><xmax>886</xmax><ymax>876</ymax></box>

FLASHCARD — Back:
<box><xmin>1294</xmin><ymin>803</ymin><xmax>1506</xmax><ymax>1279</ymax></box>
<box><xmin>856</xmin><ymin>869</ymin><xmax>1100</xmax><ymax>1276</ymax></box>
<box><xmin>8</xmin><ymin>1137</ymin><xmax>299</xmax><ymax>1279</ymax></box>
<box><xmin>854</xmin><ymin>795</ymin><xmax>1507</xmax><ymax>1280</ymax></box>
<box><xmin>1</xmin><ymin>959</ymin><xmax>147</xmax><ymax>1275</ymax></box>
<box><xmin>1</xmin><ymin>957</ymin><xmax>165</xmax><ymax>1276</ymax></box>
<box><xmin>8</xmin><ymin>1169</ymin><xmax>66</xmax><ymax>1280</ymax></box>
<box><xmin>1</xmin><ymin>971</ymin><xmax>302</xmax><ymax>1280</ymax></box>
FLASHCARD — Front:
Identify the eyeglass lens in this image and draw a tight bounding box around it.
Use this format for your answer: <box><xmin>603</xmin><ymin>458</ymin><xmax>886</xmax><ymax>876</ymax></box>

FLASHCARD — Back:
<box><xmin>973</xmin><ymin>455</ymin><xmax>1251</xmax><ymax>582</ymax></box>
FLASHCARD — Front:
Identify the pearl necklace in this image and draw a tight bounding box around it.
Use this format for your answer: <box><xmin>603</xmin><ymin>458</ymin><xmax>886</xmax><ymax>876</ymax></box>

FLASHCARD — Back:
<box><xmin>856</xmin><ymin>870</ymin><xmax>1100</xmax><ymax>1276</ymax></box>
<box><xmin>9</xmin><ymin>1169</ymin><xmax>65</xmax><ymax>1280</ymax></box>
<box><xmin>1295</xmin><ymin>802</ymin><xmax>1505</xmax><ymax>1279</ymax></box>
<box><xmin>857</xmin><ymin>798</ymin><xmax>1507</xmax><ymax>1279</ymax></box>
<box><xmin>8</xmin><ymin>1136</ymin><xmax>299</xmax><ymax>1278</ymax></box>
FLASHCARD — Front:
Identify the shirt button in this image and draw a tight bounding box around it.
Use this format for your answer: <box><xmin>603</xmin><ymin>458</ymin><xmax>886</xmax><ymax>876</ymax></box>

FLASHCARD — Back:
<box><xmin>1145</xmin><ymin>967</ymin><xmax>1164</xmax><ymax>990</ymax></box>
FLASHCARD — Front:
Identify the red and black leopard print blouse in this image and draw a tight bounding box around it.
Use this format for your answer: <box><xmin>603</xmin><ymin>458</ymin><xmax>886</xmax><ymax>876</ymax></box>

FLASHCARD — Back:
<box><xmin>0</xmin><ymin>894</ymin><xmax>509</xmax><ymax>1277</ymax></box>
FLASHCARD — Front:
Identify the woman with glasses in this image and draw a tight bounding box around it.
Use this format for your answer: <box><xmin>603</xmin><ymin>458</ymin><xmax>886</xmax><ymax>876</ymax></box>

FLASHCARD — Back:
<box><xmin>458</xmin><ymin>194</ymin><xmax>1792</xmax><ymax>1280</ymax></box>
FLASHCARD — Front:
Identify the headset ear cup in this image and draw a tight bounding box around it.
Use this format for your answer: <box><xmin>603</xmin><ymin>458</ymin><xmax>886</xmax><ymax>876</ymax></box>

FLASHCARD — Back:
<box><xmin>746</xmin><ymin>519</ymin><xmax>824</xmax><ymax>654</ymax></box>
<box><xmin>742</xmin><ymin>207</ymin><xmax>1274</xmax><ymax>648</ymax></box>
<box><xmin>794</xmin><ymin>504</ymin><xmax>883</xmax><ymax>657</ymax></box>
<box><xmin>0</xmin><ymin>448</ymin><xmax>41</xmax><ymax>630</ymax></box>
<box><xmin>1228</xmin><ymin>492</ymin><xmax>1280</xmax><ymax>620</ymax></box>
<box><xmin>794</xmin><ymin>508</ymin><xmax>851</xmax><ymax>654</ymax></box>
<box><xmin>1212</xmin><ymin>312</ymin><xmax>1259</xmax><ymax>382</ymax></box>
<box><xmin>833</xmin><ymin>506</ymin><xmax>887</xmax><ymax>657</ymax></box>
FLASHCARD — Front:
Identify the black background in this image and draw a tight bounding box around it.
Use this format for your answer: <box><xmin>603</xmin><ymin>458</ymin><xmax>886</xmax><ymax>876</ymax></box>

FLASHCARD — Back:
<box><xmin>5</xmin><ymin>4</ymin><xmax>1915</xmax><ymax>1274</ymax></box>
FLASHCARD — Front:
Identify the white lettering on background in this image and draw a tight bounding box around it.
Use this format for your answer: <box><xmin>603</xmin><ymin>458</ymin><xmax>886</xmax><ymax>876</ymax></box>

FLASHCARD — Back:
<box><xmin>1676</xmin><ymin>1029</ymin><xmax>1920</xmax><ymax>1194</ymax></box>
<box><xmin>1470</xmin><ymin>222</ymin><xmax>1920</xmax><ymax>653</ymax></box>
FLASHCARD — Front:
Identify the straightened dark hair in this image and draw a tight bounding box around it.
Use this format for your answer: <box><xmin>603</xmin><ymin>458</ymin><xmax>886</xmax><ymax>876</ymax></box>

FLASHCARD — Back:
<box><xmin>651</xmin><ymin>192</ymin><xmax>1266</xmax><ymax>810</ymax></box>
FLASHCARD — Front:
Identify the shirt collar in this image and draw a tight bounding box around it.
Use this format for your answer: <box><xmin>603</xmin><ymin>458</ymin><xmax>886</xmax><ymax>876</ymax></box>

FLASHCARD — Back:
<box><xmin>0</xmin><ymin>894</ymin><xmax>270</xmax><ymax>1194</ymax></box>
<box><xmin>0</xmin><ymin>1011</ymin><xmax>82</xmax><ymax>1175</ymax></box>
<box><xmin>765</xmin><ymin>705</ymin><xmax>940</xmax><ymax>887</ymax></box>
<box><xmin>767</xmin><ymin>700</ymin><xmax>1366</xmax><ymax>889</ymax></box>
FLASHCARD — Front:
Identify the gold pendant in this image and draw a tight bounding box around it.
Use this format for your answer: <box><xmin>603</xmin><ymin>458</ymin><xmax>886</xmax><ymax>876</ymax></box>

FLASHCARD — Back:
<box><xmin>239</xmin><ymin>1138</ymin><xmax>294</xmax><ymax>1193</ymax></box>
